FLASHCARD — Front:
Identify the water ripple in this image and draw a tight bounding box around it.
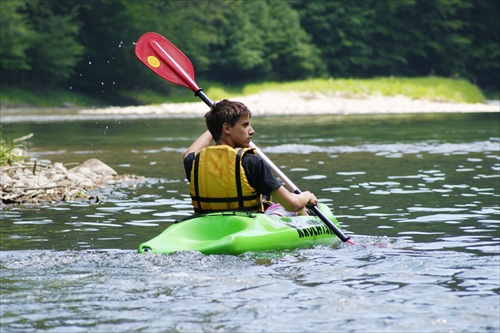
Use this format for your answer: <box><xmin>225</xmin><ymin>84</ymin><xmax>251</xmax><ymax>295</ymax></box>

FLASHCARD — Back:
<box><xmin>264</xmin><ymin>140</ymin><xmax>500</xmax><ymax>155</ymax></box>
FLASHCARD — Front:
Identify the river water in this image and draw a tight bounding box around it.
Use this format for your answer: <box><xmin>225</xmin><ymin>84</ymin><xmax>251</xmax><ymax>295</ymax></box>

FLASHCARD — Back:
<box><xmin>1</xmin><ymin>112</ymin><xmax>499</xmax><ymax>332</ymax></box>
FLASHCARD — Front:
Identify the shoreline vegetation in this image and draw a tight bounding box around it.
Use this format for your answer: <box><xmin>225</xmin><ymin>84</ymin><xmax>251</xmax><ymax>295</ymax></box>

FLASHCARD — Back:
<box><xmin>1</xmin><ymin>77</ymin><xmax>499</xmax><ymax>110</ymax></box>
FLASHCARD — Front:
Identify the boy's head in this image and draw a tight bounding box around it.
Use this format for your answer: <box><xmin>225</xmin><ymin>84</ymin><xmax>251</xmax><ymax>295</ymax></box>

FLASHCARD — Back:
<box><xmin>205</xmin><ymin>99</ymin><xmax>252</xmax><ymax>141</ymax></box>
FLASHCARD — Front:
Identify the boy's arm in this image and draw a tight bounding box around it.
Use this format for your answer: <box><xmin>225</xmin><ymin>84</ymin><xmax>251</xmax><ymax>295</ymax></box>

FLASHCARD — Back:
<box><xmin>183</xmin><ymin>130</ymin><xmax>213</xmax><ymax>158</ymax></box>
<box><xmin>271</xmin><ymin>186</ymin><xmax>318</xmax><ymax>213</ymax></box>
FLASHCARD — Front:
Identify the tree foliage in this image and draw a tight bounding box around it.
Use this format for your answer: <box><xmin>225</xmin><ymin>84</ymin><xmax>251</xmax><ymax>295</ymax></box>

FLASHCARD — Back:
<box><xmin>25</xmin><ymin>0</ymin><xmax>83</xmax><ymax>85</ymax></box>
<box><xmin>0</xmin><ymin>0</ymin><xmax>498</xmax><ymax>103</ymax></box>
<box><xmin>292</xmin><ymin>0</ymin><xmax>498</xmax><ymax>89</ymax></box>
<box><xmin>0</xmin><ymin>1</ymin><xmax>35</xmax><ymax>72</ymax></box>
<box><xmin>206</xmin><ymin>0</ymin><xmax>323</xmax><ymax>82</ymax></box>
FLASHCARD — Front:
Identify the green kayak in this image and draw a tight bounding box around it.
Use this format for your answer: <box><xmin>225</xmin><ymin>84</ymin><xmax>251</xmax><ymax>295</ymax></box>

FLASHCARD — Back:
<box><xmin>138</xmin><ymin>203</ymin><xmax>341</xmax><ymax>255</ymax></box>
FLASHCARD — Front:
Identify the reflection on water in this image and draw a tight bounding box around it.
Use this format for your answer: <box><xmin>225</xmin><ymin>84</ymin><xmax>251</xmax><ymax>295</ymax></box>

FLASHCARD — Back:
<box><xmin>1</xmin><ymin>112</ymin><xmax>499</xmax><ymax>332</ymax></box>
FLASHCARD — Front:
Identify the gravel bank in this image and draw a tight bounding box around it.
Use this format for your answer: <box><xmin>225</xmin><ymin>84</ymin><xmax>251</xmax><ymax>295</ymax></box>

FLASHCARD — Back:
<box><xmin>79</xmin><ymin>92</ymin><xmax>500</xmax><ymax>117</ymax></box>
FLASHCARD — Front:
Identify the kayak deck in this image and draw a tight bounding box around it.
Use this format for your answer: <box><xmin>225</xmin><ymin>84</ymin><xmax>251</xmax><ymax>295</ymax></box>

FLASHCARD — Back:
<box><xmin>138</xmin><ymin>203</ymin><xmax>341</xmax><ymax>255</ymax></box>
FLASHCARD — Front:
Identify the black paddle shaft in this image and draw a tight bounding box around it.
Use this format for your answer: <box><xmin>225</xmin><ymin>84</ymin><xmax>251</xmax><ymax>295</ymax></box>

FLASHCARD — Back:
<box><xmin>195</xmin><ymin>89</ymin><xmax>214</xmax><ymax>107</ymax></box>
<box><xmin>293</xmin><ymin>189</ymin><xmax>352</xmax><ymax>243</ymax></box>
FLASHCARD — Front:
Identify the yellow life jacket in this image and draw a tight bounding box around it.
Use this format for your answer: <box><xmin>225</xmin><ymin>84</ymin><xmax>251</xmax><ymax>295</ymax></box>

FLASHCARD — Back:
<box><xmin>189</xmin><ymin>146</ymin><xmax>263</xmax><ymax>213</ymax></box>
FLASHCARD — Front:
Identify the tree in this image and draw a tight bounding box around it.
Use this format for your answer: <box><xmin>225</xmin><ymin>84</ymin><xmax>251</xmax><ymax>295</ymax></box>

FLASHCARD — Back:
<box><xmin>25</xmin><ymin>0</ymin><xmax>84</xmax><ymax>85</ymax></box>
<box><xmin>292</xmin><ymin>0</ymin><xmax>381</xmax><ymax>77</ymax></box>
<box><xmin>292</xmin><ymin>0</ymin><xmax>474</xmax><ymax>79</ymax></box>
<box><xmin>1</xmin><ymin>1</ymin><xmax>83</xmax><ymax>87</ymax></box>
<box><xmin>0</xmin><ymin>1</ymin><xmax>35</xmax><ymax>79</ymax></box>
<box><xmin>257</xmin><ymin>0</ymin><xmax>325</xmax><ymax>80</ymax></box>
<box><xmin>460</xmin><ymin>0</ymin><xmax>500</xmax><ymax>90</ymax></box>
<box><xmin>206</xmin><ymin>0</ymin><xmax>323</xmax><ymax>82</ymax></box>
<box><xmin>400</xmin><ymin>0</ymin><xmax>472</xmax><ymax>78</ymax></box>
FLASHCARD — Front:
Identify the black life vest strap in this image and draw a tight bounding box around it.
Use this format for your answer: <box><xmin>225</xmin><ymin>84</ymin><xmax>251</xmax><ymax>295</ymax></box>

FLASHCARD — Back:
<box><xmin>235</xmin><ymin>148</ymin><xmax>244</xmax><ymax>209</ymax></box>
<box><xmin>193</xmin><ymin>151</ymin><xmax>202</xmax><ymax>211</ymax></box>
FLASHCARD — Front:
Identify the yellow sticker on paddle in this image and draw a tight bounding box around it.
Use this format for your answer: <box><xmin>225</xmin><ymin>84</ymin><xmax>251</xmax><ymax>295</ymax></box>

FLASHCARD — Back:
<box><xmin>147</xmin><ymin>56</ymin><xmax>160</xmax><ymax>68</ymax></box>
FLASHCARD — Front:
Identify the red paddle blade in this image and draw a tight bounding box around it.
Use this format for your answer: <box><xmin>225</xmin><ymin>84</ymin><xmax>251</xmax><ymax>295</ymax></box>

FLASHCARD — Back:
<box><xmin>135</xmin><ymin>32</ymin><xmax>200</xmax><ymax>92</ymax></box>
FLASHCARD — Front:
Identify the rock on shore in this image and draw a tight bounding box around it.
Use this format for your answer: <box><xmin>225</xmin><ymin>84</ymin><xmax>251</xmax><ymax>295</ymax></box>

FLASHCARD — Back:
<box><xmin>1</xmin><ymin>158</ymin><xmax>142</xmax><ymax>205</ymax></box>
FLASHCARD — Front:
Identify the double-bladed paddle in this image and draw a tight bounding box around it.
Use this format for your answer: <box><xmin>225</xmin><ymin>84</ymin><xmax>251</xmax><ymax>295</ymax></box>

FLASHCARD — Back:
<box><xmin>135</xmin><ymin>32</ymin><xmax>353</xmax><ymax>245</ymax></box>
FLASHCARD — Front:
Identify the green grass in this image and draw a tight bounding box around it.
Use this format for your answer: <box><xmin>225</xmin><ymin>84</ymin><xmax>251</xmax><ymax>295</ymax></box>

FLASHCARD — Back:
<box><xmin>241</xmin><ymin>77</ymin><xmax>487</xmax><ymax>104</ymax></box>
<box><xmin>159</xmin><ymin>76</ymin><xmax>487</xmax><ymax>104</ymax></box>
<box><xmin>0</xmin><ymin>133</ymin><xmax>31</xmax><ymax>166</ymax></box>
<box><xmin>0</xmin><ymin>87</ymin><xmax>104</xmax><ymax>108</ymax></box>
<box><xmin>1</xmin><ymin>77</ymin><xmax>490</xmax><ymax>107</ymax></box>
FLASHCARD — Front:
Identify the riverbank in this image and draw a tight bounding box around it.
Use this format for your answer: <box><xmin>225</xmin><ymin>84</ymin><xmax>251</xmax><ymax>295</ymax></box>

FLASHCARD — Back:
<box><xmin>2</xmin><ymin>91</ymin><xmax>498</xmax><ymax>123</ymax></box>
<box><xmin>2</xmin><ymin>76</ymin><xmax>498</xmax><ymax>114</ymax></box>
<box><xmin>79</xmin><ymin>91</ymin><xmax>499</xmax><ymax>117</ymax></box>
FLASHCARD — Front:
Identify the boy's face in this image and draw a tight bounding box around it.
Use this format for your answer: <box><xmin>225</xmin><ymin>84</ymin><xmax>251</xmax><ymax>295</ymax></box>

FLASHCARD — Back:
<box><xmin>226</xmin><ymin>114</ymin><xmax>255</xmax><ymax>148</ymax></box>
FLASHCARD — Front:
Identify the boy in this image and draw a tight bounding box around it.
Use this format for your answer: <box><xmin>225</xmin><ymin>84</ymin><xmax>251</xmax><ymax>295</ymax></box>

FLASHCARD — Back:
<box><xmin>183</xmin><ymin>99</ymin><xmax>317</xmax><ymax>215</ymax></box>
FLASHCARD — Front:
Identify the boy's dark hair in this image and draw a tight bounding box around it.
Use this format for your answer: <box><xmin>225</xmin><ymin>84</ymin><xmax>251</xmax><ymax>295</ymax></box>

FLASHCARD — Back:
<box><xmin>205</xmin><ymin>99</ymin><xmax>252</xmax><ymax>140</ymax></box>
